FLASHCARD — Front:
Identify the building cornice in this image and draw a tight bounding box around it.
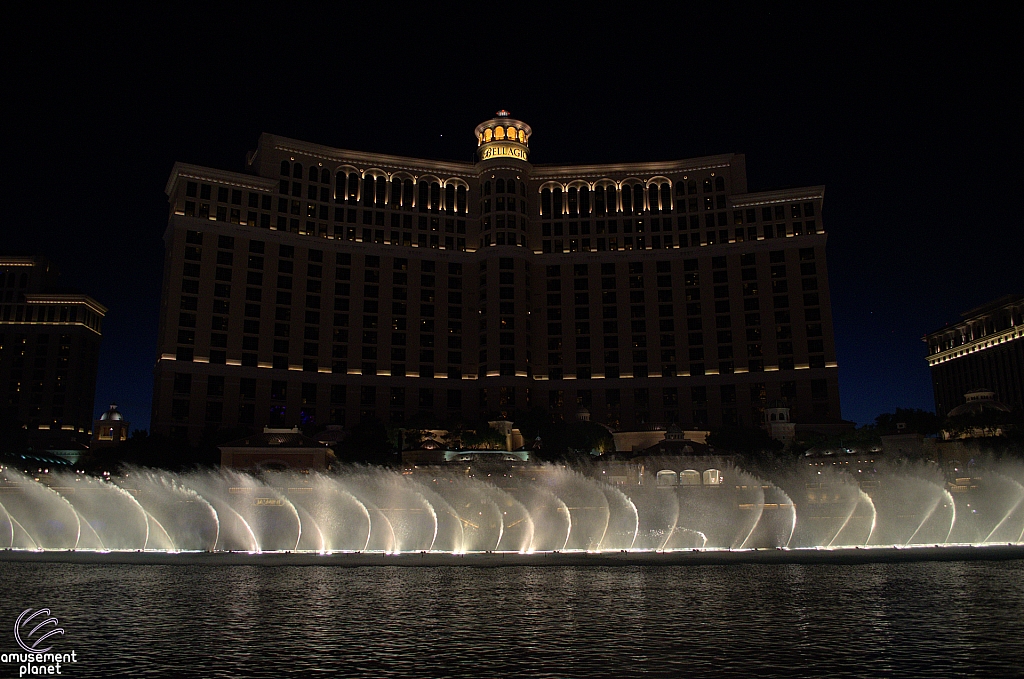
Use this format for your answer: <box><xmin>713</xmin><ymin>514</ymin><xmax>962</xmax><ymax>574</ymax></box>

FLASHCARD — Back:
<box><xmin>731</xmin><ymin>187</ymin><xmax>825</xmax><ymax>207</ymax></box>
<box><xmin>23</xmin><ymin>294</ymin><xmax>108</xmax><ymax>315</ymax></box>
<box><xmin>0</xmin><ymin>257</ymin><xmax>41</xmax><ymax>267</ymax></box>
<box><xmin>259</xmin><ymin>134</ymin><xmax>477</xmax><ymax>178</ymax></box>
<box><xmin>925</xmin><ymin>325</ymin><xmax>1024</xmax><ymax>367</ymax></box>
<box><xmin>530</xmin><ymin>154</ymin><xmax>739</xmax><ymax>181</ymax></box>
<box><xmin>165</xmin><ymin>162</ymin><xmax>278</xmax><ymax>196</ymax></box>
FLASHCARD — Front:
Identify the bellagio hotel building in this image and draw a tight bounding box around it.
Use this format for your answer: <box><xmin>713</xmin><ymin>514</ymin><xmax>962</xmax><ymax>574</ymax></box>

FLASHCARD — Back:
<box><xmin>152</xmin><ymin>112</ymin><xmax>841</xmax><ymax>441</ymax></box>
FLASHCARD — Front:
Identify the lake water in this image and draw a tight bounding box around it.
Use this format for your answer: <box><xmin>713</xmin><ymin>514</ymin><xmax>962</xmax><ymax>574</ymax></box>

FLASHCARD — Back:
<box><xmin>2</xmin><ymin>559</ymin><xmax>1022</xmax><ymax>678</ymax></box>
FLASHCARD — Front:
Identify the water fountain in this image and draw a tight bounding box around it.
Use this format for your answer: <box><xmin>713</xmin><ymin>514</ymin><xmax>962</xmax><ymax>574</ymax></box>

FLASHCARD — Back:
<box><xmin>1</xmin><ymin>461</ymin><xmax>1022</xmax><ymax>564</ymax></box>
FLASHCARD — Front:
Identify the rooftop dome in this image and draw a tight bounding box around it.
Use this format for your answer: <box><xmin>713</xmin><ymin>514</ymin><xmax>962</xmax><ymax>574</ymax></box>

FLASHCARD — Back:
<box><xmin>947</xmin><ymin>389</ymin><xmax>1013</xmax><ymax>417</ymax></box>
<box><xmin>474</xmin><ymin>110</ymin><xmax>532</xmax><ymax>162</ymax></box>
<box><xmin>100</xmin><ymin>403</ymin><xmax>123</xmax><ymax>421</ymax></box>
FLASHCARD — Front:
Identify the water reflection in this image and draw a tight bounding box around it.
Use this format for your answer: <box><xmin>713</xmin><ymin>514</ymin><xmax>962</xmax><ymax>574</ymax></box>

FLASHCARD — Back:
<box><xmin>2</xmin><ymin>561</ymin><xmax>1022</xmax><ymax>678</ymax></box>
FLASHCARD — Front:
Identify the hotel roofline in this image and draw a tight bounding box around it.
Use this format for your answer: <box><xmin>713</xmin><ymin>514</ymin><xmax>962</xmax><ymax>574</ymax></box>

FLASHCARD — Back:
<box><xmin>169</xmin><ymin>136</ymin><xmax>819</xmax><ymax>208</ymax></box>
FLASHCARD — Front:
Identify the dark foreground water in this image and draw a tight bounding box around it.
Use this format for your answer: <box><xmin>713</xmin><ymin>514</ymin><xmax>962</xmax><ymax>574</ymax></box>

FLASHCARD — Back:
<box><xmin>1</xmin><ymin>559</ymin><xmax>1022</xmax><ymax>678</ymax></box>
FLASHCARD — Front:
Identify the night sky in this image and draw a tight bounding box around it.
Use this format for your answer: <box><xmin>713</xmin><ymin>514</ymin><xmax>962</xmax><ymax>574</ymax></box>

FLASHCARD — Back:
<box><xmin>4</xmin><ymin>8</ymin><xmax>1020</xmax><ymax>432</ymax></box>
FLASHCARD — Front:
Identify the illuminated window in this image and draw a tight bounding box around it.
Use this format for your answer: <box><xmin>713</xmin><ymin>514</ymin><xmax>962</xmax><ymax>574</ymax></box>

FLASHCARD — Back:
<box><xmin>506</xmin><ymin>126</ymin><xmax>516</xmax><ymax>140</ymax></box>
<box><xmin>494</xmin><ymin>126</ymin><xmax>505</xmax><ymax>140</ymax></box>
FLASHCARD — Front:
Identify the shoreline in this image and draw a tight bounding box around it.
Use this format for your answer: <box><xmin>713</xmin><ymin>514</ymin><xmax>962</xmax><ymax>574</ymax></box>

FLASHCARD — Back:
<box><xmin>2</xmin><ymin>544</ymin><xmax>1023</xmax><ymax>567</ymax></box>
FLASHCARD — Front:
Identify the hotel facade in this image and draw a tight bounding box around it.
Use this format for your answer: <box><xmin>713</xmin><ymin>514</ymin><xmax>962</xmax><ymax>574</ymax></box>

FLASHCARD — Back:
<box><xmin>0</xmin><ymin>256</ymin><xmax>106</xmax><ymax>440</ymax></box>
<box><xmin>924</xmin><ymin>295</ymin><xmax>1024</xmax><ymax>416</ymax></box>
<box><xmin>152</xmin><ymin>112</ymin><xmax>841</xmax><ymax>441</ymax></box>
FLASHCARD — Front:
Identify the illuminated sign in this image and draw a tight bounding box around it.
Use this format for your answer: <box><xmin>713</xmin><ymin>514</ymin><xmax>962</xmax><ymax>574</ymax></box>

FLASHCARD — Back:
<box><xmin>254</xmin><ymin>497</ymin><xmax>283</xmax><ymax>506</ymax></box>
<box><xmin>479</xmin><ymin>143</ymin><xmax>528</xmax><ymax>161</ymax></box>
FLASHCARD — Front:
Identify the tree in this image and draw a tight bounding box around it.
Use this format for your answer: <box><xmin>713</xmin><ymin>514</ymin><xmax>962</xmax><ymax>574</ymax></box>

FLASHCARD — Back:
<box><xmin>335</xmin><ymin>417</ymin><xmax>396</xmax><ymax>466</ymax></box>
<box><xmin>874</xmin><ymin>408</ymin><xmax>942</xmax><ymax>436</ymax></box>
<box><xmin>459</xmin><ymin>427</ymin><xmax>506</xmax><ymax>450</ymax></box>
<box><xmin>564</xmin><ymin>421</ymin><xmax>614</xmax><ymax>456</ymax></box>
<box><xmin>707</xmin><ymin>426</ymin><xmax>783</xmax><ymax>455</ymax></box>
<box><xmin>0</xmin><ymin>409</ymin><xmax>28</xmax><ymax>456</ymax></box>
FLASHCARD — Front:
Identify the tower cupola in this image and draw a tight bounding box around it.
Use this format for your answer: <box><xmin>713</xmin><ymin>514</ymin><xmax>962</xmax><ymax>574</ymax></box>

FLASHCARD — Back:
<box><xmin>474</xmin><ymin>110</ymin><xmax>532</xmax><ymax>163</ymax></box>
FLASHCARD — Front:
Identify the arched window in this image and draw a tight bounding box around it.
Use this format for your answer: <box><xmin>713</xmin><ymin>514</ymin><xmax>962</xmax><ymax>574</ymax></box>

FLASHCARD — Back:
<box><xmin>507</xmin><ymin>126</ymin><xmax>516</xmax><ymax>140</ymax></box>
<box><xmin>661</xmin><ymin>184</ymin><xmax>672</xmax><ymax>212</ymax></box>
<box><xmin>391</xmin><ymin>178</ymin><xmax>402</xmax><ymax>206</ymax></box>
<box><xmin>456</xmin><ymin>185</ymin><xmax>467</xmax><ymax>213</ymax></box>
<box><xmin>321</xmin><ymin>168</ymin><xmax>330</xmax><ymax>184</ymax></box>
<box><xmin>656</xmin><ymin>470</ymin><xmax>678</xmax><ymax>486</ymax></box>
<box><xmin>552</xmin><ymin>187</ymin><xmax>563</xmax><ymax>215</ymax></box>
<box><xmin>484</xmin><ymin>180</ymin><xmax>491</xmax><ymax>196</ymax></box>
<box><xmin>675</xmin><ymin>181</ymin><xmax>685</xmax><ymax>198</ymax></box>
<box><xmin>606</xmin><ymin>185</ymin><xmax>618</xmax><ymax>213</ymax></box>
<box><xmin>621</xmin><ymin>185</ymin><xmax>632</xmax><ymax>213</ymax></box>
<box><xmin>418</xmin><ymin>181</ymin><xmax>429</xmax><ymax>212</ymax></box>
<box><xmin>280</xmin><ymin>161</ymin><xmax>290</xmax><ymax>176</ymax></box>
<box><xmin>567</xmin><ymin>187</ymin><xmax>578</xmax><ymax>215</ymax></box>
<box><xmin>541</xmin><ymin>188</ymin><xmax>552</xmax><ymax>217</ymax></box>
<box><xmin>680</xmin><ymin>470</ymin><xmax>701</xmax><ymax>486</ymax></box>
<box><xmin>308</xmin><ymin>166</ymin><xmax>318</xmax><ymax>183</ymax></box>
<box><xmin>495</xmin><ymin>127</ymin><xmax>505</xmax><ymax>140</ymax></box>
<box><xmin>703</xmin><ymin>178</ymin><xmax>712</xmax><ymax>193</ymax></box>
<box><xmin>292</xmin><ymin>163</ymin><xmax>303</xmax><ymax>179</ymax></box>
<box><xmin>335</xmin><ymin>172</ymin><xmax>346</xmax><ymax>202</ymax></box>
<box><xmin>362</xmin><ymin>176</ymin><xmax>375</xmax><ymax>206</ymax></box>
<box><xmin>715</xmin><ymin>176</ymin><xmax>725</xmax><ymax>191</ymax></box>
<box><xmin>518</xmin><ymin>129</ymin><xmax>525</xmax><ymax>143</ymax></box>
<box><xmin>688</xmin><ymin>180</ymin><xmax>697</xmax><ymax>194</ymax></box>
<box><xmin>594</xmin><ymin>187</ymin><xmax>606</xmax><ymax>214</ymax></box>
<box><xmin>375</xmin><ymin>177</ymin><xmax>386</xmax><ymax>206</ymax></box>
<box><xmin>484</xmin><ymin>128</ymin><xmax>493</xmax><ymax>142</ymax></box>
<box><xmin>579</xmin><ymin>186</ymin><xmax>590</xmax><ymax>215</ymax></box>
<box><xmin>445</xmin><ymin>184</ymin><xmax>455</xmax><ymax>213</ymax></box>
<box><xmin>430</xmin><ymin>183</ymin><xmax>441</xmax><ymax>213</ymax></box>
<box><xmin>347</xmin><ymin>173</ymin><xmax>359</xmax><ymax>205</ymax></box>
<box><xmin>402</xmin><ymin>179</ymin><xmax>414</xmax><ymax>209</ymax></box>
<box><xmin>496</xmin><ymin>178</ymin><xmax>505</xmax><ymax>194</ymax></box>
<box><xmin>507</xmin><ymin>179</ymin><xmax>516</xmax><ymax>194</ymax></box>
<box><xmin>633</xmin><ymin>184</ymin><xmax>644</xmax><ymax>213</ymax></box>
<box><xmin>648</xmin><ymin>185</ymin><xmax>660</xmax><ymax>213</ymax></box>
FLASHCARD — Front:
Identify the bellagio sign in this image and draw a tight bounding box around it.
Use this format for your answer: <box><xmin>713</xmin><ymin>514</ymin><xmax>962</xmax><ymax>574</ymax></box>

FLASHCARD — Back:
<box><xmin>479</xmin><ymin>143</ymin><xmax>529</xmax><ymax>161</ymax></box>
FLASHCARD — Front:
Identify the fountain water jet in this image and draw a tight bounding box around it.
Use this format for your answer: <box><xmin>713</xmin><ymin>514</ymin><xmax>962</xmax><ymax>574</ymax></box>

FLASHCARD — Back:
<box><xmin>2</xmin><ymin>460</ymin><xmax>1023</xmax><ymax>556</ymax></box>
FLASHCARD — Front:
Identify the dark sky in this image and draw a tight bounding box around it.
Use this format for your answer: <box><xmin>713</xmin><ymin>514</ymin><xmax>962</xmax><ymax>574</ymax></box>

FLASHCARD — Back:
<box><xmin>3</xmin><ymin>7</ymin><xmax>1020</xmax><ymax>431</ymax></box>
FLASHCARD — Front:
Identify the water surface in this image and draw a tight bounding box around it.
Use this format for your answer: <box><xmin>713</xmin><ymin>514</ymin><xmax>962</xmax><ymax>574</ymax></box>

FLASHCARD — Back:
<box><xmin>1</xmin><ymin>560</ymin><xmax>1021</xmax><ymax>678</ymax></box>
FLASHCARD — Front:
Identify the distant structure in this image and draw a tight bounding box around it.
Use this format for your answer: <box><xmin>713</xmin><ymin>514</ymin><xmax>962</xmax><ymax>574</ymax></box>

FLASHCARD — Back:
<box><xmin>219</xmin><ymin>426</ymin><xmax>334</xmax><ymax>472</ymax></box>
<box><xmin>152</xmin><ymin>112</ymin><xmax>842</xmax><ymax>443</ymax></box>
<box><xmin>942</xmin><ymin>389</ymin><xmax>1014</xmax><ymax>439</ymax></box>
<box><xmin>924</xmin><ymin>295</ymin><xmax>1023</xmax><ymax>416</ymax></box>
<box><xmin>91</xmin><ymin>403</ymin><xmax>130</xmax><ymax>449</ymax></box>
<box><xmin>762</xmin><ymin>399</ymin><xmax>795</xmax><ymax>445</ymax></box>
<box><xmin>0</xmin><ymin>256</ymin><xmax>107</xmax><ymax>449</ymax></box>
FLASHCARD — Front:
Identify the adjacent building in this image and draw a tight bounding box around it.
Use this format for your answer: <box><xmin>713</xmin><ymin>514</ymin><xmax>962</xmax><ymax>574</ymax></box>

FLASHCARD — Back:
<box><xmin>91</xmin><ymin>403</ymin><xmax>130</xmax><ymax>449</ymax></box>
<box><xmin>924</xmin><ymin>294</ymin><xmax>1024</xmax><ymax>416</ymax></box>
<box><xmin>0</xmin><ymin>256</ymin><xmax>107</xmax><ymax>442</ymax></box>
<box><xmin>152</xmin><ymin>112</ymin><xmax>842</xmax><ymax>442</ymax></box>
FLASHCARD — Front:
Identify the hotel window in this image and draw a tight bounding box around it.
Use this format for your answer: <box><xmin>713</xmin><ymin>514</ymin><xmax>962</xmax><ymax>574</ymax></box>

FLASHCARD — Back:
<box><xmin>346</xmin><ymin>174</ymin><xmax>359</xmax><ymax>205</ymax></box>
